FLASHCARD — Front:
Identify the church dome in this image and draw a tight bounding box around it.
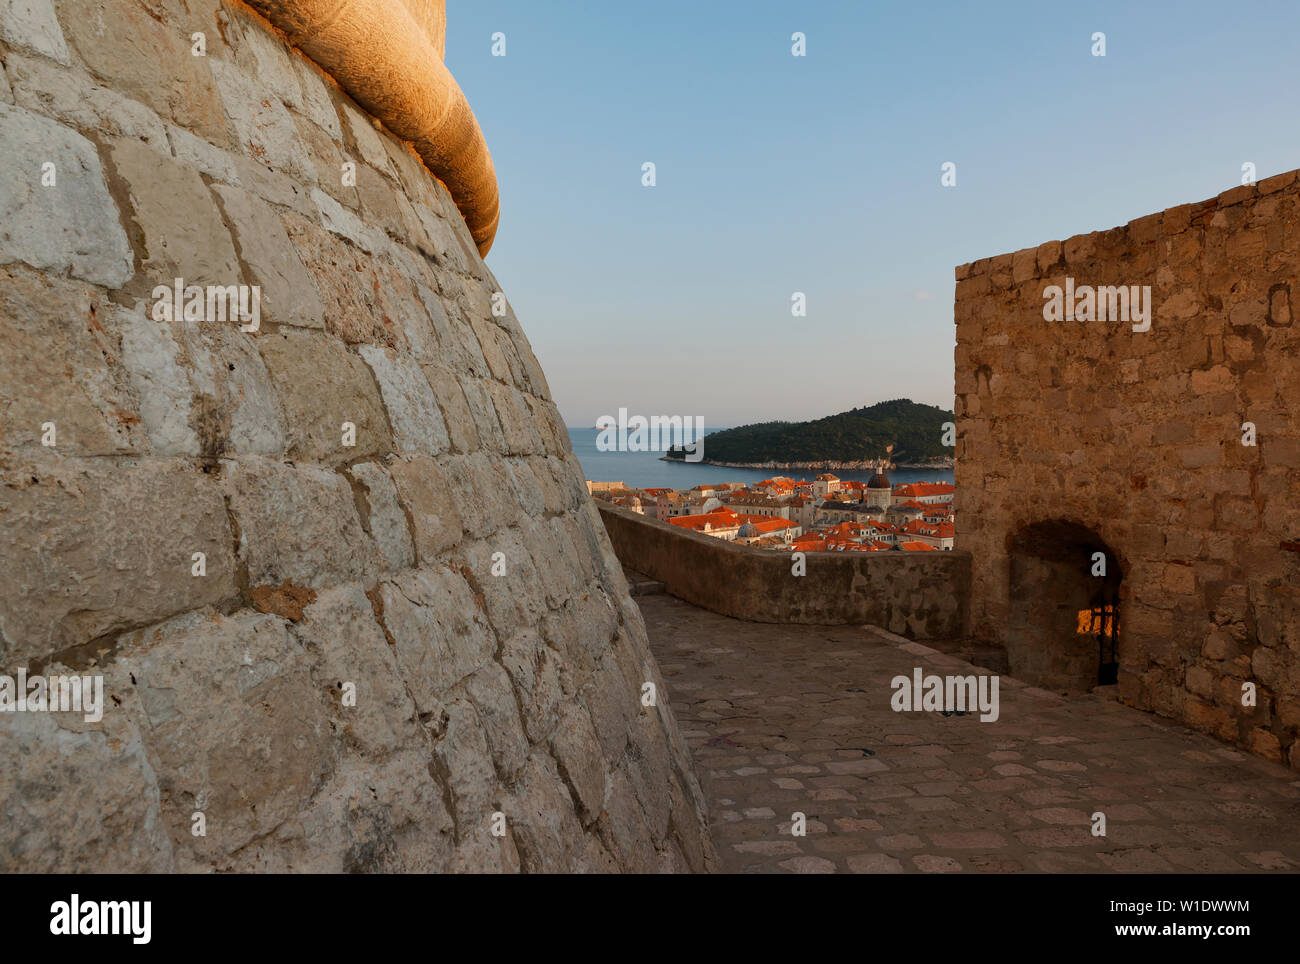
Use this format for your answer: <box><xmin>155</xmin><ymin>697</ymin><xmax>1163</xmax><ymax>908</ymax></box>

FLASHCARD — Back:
<box><xmin>867</xmin><ymin>471</ymin><xmax>891</xmax><ymax>489</ymax></box>
<box><xmin>737</xmin><ymin>522</ymin><xmax>760</xmax><ymax>538</ymax></box>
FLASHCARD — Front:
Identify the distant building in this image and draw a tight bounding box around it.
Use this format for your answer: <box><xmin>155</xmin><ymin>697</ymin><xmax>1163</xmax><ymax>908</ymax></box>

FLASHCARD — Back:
<box><xmin>653</xmin><ymin>493</ymin><xmax>721</xmax><ymax>521</ymax></box>
<box><xmin>787</xmin><ymin>494</ymin><xmax>818</xmax><ymax>529</ymax></box>
<box><xmin>724</xmin><ymin>491</ymin><xmax>790</xmax><ymax>519</ymax></box>
<box><xmin>610</xmin><ymin>495</ymin><xmax>645</xmax><ymax>514</ymax></box>
<box><xmin>818</xmin><ymin>500</ymin><xmax>883</xmax><ymax>525</ymax></box>
<box><xmin>669</xmin><ymin>509</ymin><xmax>742</xmax><ymax>541</ymax></box>
<box><xmin>900</xmin><ymin>519</ymin><xmax>955</xmax><ymax>550</ymax></box>
<box><xmin>892</xmin><ymin>481</ymin><xmax>954</xmax><ymax>504</ymax></box>
<box><xmin>812</xmin><ymin>473</ymin><xmax>841</xmax><ymax>498</ymax></box>
<box><xmin>733</xmin><ymin>515</ymin><xmax>802</xmax><ymax>545</ymax></box>
<box><xmin>863</xmin><ymin>464</ymin><xmax>892</xmax><ymax>508</ymax></box>
<box><xmin>886</xmin><ymin>502</ymin><xmax>925</xmax><ymax>525</ymax></box>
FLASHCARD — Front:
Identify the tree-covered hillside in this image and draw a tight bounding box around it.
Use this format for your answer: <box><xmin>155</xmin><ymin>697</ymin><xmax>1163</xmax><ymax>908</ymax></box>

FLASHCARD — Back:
<box><xmin>665</xmin><ymin>399</ymin><xmax>953</xmax><ymax>464</ymax></box>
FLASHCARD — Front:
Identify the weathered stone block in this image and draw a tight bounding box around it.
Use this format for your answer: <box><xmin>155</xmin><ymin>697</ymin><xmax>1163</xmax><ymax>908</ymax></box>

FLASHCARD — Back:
<box><xmin>456</xmin><ymin>531</ymin><xmax>547</xmax><ymax>632</ymax></box>
<box><xmin>166</xmin><ymin>123</ymin><xmax>241</xmax><ymax>184</ymax></box>
<box><xmin>422</xmin><ymin>364</ymin><xmax>481</xmax><ymax>453</ymax></box>
<box><xmin>224</xmin><ymin>7</ymin><xmax>303</xmax><ymax>111</ymax></box>
<box><xmin>211</xmin><ymin>183</ymin><xmax>324</xmax><ymax>328</ymax></box>
<box><xmin>0</xmin><ymin>268</ymin><xmax>146</xmax><ymax>456</ymax></box>
<box><xmin>599</xmin><ymin>768</ymin><xmax>656</xmax><ymax>873</ymax></box>
<box><xmin>502</xmin><ymin>458</ymin><xmax>545</xmax><ymax>519</ymax></box>
<box><xmin>370</xmin><ymin>270</ymin><xmax>439</xmax><ymax>362</ymax></box>
<box><xmin>58</xmin><ymin>0</ymin><xmax>225</xmax><ymax>142</ymax></box>
<box><xmin>113</xmin><ymin>305</ymin><xmax>198</xmax><ymax>457</ymax></box>
<box><xmin>0</xmin><ymin>0</ymin><xmax>68</xmax><ymax>62</ymax></box>
<box><xmin>418</xmin><ymin>284</ymin><xmax>491</xmax><ymax>376</ymax></box>
<box><xmin>516</xmin><ymin>516</ymin><xmax>576</xmax><ymax>608</ymax></box>
<box><xmin>347</xmin><ymin>462</ymin><xmax>415</xmax><ymax>572</ymax></box>
<box><xmin>310</xmin><ymin>186</ymin><xmax>382</xmax><ymax>253</ymax></box>
<box><xmin>456</xmin><ymin>377</ymin><xmax>506</xmax><ymax>452</ymax></box>
<box><xmin>386</xmin><ymin>454</ymin><xmax>462</xmax><ymax>562</ymax></box>
<box><xmin>7</xmin><ymin>52</ymin><xmax>168</xmax><ymax>151</ymax></box>
<box><xmin>231</xmin><ymin>152</ymin><xmax>315</xmax><ymax>217</ymax></box>
<box><xmin>459</xmin><ymin>661</ymin><xmax>529</xmax><ymax>783</ymax></box>
<box><xmin>582</xmin><ymin>649</ymin><xmax>637</xmax><ymax>764</ymax></box>
<box><xmin>178</xmin><ymin>321</ymin><xmax>288</xmax><ymax>457</ymax></box>
<box><xmin>0</xmin><ymin>104</ymin><xmax>132</xmax><ymax>286</ymax></box>
<box><xmin>111</xmin><ymin>137</ymin><xmax>241</xmax><ymax>289</ymax></box>
<box><xmin>291</xmin><ymin>111</ymin><xmax>356</xmax><ymax>208</ymax></box>
<box><xmin>499</xmin><ymin>628</ymin><xmax>562</xmax><ymax>744</ymax></box>
<box><xmin>354</xmin><ymin>162</ymin><xmax>408</xmax><ymax>239</ymax></box>
<box><xmin>291</xmin><ymin>56</ymin><xmax>341</xmax><ymax>139</ymax></box>
<box><xmin>0</xmin><ymin>457</ymin><xmax>236</xmax><ymax>665</ymax></box>
<box><xmin>281</xmin><ymin>750</ymin><xmax>454</xmax><ymax>872</ymax></box>
<box><xmin>278</xmin><ymin>209</ymin><xmax>381</xmax><ymax>342</ymax></box>
<box><xmin>222</xmin><ymin>455</ymin><xmax>380</xmax><ymax>589</ymax></box>
<box><xmin>0</xmin><ymin>709</ymin><xmax>173</xmax><ymax>872</ymax></box>
<box><xmin>210</xmin><ymin>57</ymin><xmax>312</xmax><ymax>181</ymax></box>
<box><xmin>291</xmin><ymin>583</ymin><xmax>420</xmax><ymax>756</ymax></box>
<box><xmin>1011</xmin><ymin>246</ymin><xmax>1038</xmax><ymax>283</ymax></box>
<box><xmin>379</xmin><ymin>566</ymin><xmax>495</xmax><ymax>709</ymax></box>
<box><xmin>507</xmin><ymin>752</ymin><xmax>589</xmax><ymax>873</ymax></box>
<box><xmin>340</xmin><ymin>102</ymin><xmax>393</xmax><ymax>176</ymax></box>
<box><xmin>359</xmin><ymin>345</ymin><xmax>449</xmax><ymax>455</ymax></box>
<box><xmin>111</xmin><ymin>608</ymin><xmax>333</xmax><ymax>868</ymax></box>
<box><xmin>258</xmin><ymin>329</ymin><xmax>391</xmax><ymax>462</ymax></box>
<box><xmin>430</xmin><ymin>697</ymin><xmax>498</xmax><ymax>832</ymax></box>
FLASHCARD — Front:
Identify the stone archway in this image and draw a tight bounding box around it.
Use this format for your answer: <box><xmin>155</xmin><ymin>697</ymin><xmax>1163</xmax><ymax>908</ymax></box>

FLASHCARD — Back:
<box><xmin>1006</xmin><ymin>520</ymin><xmax>1122</xmax><ymax>695</ymax></box>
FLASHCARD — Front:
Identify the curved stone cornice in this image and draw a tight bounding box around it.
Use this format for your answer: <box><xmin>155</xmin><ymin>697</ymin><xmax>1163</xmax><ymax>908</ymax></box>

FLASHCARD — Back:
<box><xmin>244</xmin><ymin>0</ymin><xmax>499</xmax><ymax>255</ymax></box>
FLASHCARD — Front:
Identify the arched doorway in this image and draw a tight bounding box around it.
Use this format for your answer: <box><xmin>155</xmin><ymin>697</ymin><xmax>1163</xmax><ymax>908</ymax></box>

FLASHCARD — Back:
<box><xmin>1006</xmin><ymin>520</ymin><xmax>1122</xmax><ymax>694</ymax></box>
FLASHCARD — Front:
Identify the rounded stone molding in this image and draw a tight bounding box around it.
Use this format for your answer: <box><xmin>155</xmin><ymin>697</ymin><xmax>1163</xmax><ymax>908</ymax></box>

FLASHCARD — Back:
<box><xmin>243</xmin><ymin>0</ymin><xmax>500</xmax><ymax>255</ymax></box>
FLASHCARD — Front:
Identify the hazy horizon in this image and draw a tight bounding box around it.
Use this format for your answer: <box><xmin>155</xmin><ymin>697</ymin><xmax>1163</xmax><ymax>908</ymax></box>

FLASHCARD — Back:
<box><xmin>447</xmin><ymin>1</ymin><xmax>1300</xmax><ymax>427</ymax></box>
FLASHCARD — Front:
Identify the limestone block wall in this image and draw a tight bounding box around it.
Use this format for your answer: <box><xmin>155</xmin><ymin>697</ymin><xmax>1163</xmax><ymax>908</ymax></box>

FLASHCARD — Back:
<box><xmin>0</xmin><ymin>0</ymin><xmax>714</xmax><ymax>872</ymax></box>
<box><xmin>954</xmin><ymin>172</ymin><xmax>1300</xmax><ymax>767</ymax></box>
<box><xmin>598</xmin><ymin>503</ymin><xmax>970</xmax><ymax>639</ymax></box>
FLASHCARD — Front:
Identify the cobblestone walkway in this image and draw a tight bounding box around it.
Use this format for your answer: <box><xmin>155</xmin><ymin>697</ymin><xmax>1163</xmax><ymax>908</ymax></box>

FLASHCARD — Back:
<box><xmin>640</xmin><ymin>594</ymin><xmax>1300</xmax><ymax>874</ymax></box>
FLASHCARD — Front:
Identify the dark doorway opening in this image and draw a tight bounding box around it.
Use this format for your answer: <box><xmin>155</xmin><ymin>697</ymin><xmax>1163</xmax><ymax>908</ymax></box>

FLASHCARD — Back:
<box><xmin>1007</xmin><ymin>520</ymin><xmax>1123</xmax><ymax>694</ymax></box>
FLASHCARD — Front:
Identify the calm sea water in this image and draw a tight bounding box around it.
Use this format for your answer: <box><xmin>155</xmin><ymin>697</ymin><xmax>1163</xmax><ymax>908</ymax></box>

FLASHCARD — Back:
<box><xmin>567</xmin><ymin>427</ymin><xmax>954</xmax><ymax>489</ymax></box>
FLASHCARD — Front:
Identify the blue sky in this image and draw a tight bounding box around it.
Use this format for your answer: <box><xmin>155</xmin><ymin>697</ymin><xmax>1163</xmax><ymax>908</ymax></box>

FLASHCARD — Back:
<box><xmin>446</xmin><ymin>1</ymin><xmax>1300</xmax><ymax>428</ymax></box>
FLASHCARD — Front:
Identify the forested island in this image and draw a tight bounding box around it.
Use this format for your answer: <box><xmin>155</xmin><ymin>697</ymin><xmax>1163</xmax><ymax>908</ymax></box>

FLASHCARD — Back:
<box><xmin>663</xmin><ymin>399</ymin><xmax>954</xmax><ymax>468</ymax></box>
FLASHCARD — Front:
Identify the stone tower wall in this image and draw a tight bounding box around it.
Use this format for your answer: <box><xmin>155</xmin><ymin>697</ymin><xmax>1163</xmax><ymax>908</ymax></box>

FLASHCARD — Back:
<box><xmin>954</xmin><ymin>171</ymin><xmax>1300</xmax><ymax>768</ymax></box>
<box><xmin>0</xmin><ymin>0</ymin><xmax>714</xmax><ymax>872</ymax></box>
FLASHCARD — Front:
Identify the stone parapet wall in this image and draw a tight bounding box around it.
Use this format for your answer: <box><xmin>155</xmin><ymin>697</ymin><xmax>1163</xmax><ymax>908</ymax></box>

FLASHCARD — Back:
<box><xmin>597</xmin><ymin>504</ymin><xmax>970</xmax><ymax>639</ymax></box>
<box><xmin>954</xmin><ymin>171</ymin><xmax>1300</xmax><ymax>767</ymax></box>
<box><xmin>0</xmin><ymin>0</ymin><xmax>713</xmax><ymax>872</ymax></box>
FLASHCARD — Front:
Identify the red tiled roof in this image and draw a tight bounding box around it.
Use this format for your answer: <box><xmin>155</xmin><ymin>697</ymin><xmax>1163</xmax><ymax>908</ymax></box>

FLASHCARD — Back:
<box><xmin>902</xmin><ymin>520</ymin><xmax>955</xmax><ymax>538</ymax></box>
<box><xmin>668</xmin><ymin>509</ymin><xmax>740</xmax><ymax>532</ymax></box>
<box><xmin>893</xmin><ymin>482</ymin><xmax>955</xmax><ymax>498</ymax></box>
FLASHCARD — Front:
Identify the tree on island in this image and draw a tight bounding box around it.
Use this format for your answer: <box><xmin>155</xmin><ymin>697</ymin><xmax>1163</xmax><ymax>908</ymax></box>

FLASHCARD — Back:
<box><xmin>663</xmin><ymin>399</ymin><xmax>953</xmax><ymax>464</ymax></box>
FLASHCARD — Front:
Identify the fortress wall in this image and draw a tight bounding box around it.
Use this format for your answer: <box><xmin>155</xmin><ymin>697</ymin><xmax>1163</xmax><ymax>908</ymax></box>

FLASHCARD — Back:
<box><xmin>954</xmin><ymin>171</ymin><xmax>1300</xmax><ymax>767</ymax></box>
<box><xmin>598</xmin><ymin>503</ymin><xmax>970</xmax><ymax>639</ymax></box>
<box><xmin>0</xmin><ymin>0</ymin><xmax>714</xmax><ymax>872</ymax></box>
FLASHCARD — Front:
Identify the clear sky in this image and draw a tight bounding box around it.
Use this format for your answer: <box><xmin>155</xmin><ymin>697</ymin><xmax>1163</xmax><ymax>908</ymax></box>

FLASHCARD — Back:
<box><xmin>446</xmin><ymin>1</ymin><xmax>1300</xmax><ymax>428</ymax></box>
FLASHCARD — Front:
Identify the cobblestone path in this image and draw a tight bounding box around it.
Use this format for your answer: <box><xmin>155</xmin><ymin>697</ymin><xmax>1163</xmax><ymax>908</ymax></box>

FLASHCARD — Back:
<box><xmin>640</xmin><ymin>594</ymin><xmax>1300</xmax><ymax>874</ymax></box>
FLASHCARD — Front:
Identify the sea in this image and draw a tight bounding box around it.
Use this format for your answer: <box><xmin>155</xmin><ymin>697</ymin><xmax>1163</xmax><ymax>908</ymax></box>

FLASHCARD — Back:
<box><xmin>567</xmin><ymin>427</ymin><xmax>955</xmax><ymax>490</ymax></box>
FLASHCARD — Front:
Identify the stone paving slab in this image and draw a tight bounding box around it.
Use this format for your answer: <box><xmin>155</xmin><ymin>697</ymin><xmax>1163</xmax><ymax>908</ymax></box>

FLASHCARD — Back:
<box><xmin>639</xmin><ymin>594</ymin><xmax>1300</xmax><ymax>874</ymax></box>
